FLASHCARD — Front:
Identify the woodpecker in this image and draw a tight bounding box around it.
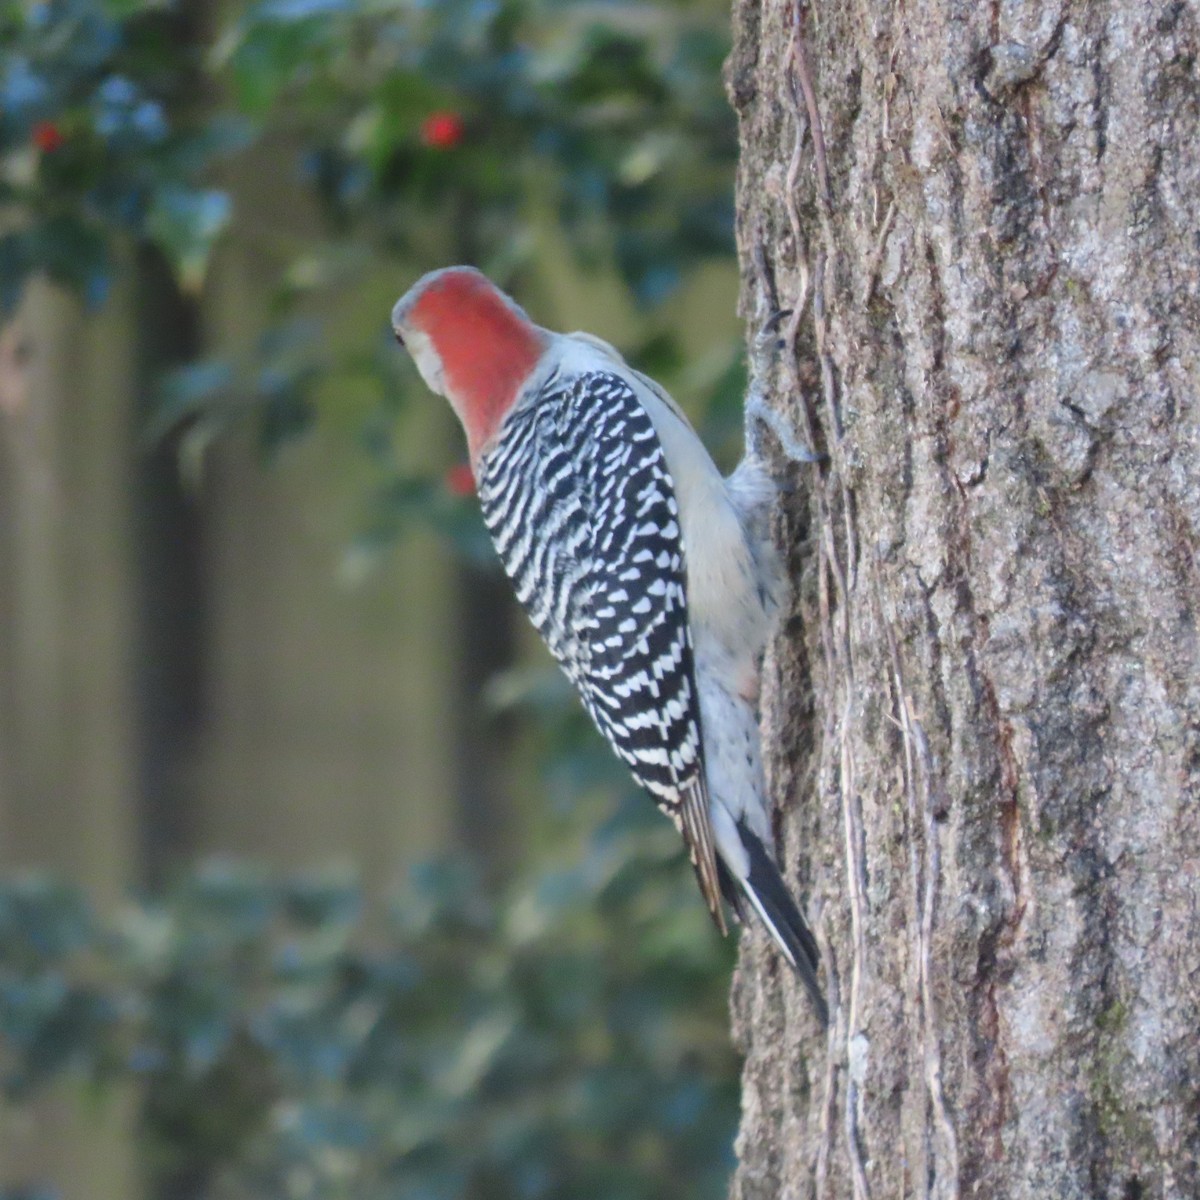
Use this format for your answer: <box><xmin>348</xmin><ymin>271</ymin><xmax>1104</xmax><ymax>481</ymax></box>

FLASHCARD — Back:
<box><xmin>392</xmin><ymin>266</ymin><xmax>827</xmax><ymax>1023</ymax></box>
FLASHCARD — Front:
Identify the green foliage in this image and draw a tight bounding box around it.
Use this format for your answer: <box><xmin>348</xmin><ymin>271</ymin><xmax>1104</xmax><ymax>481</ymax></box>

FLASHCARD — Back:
<box><xmin>216</xmin><ymin>0</ymin><xmax>735</xmax><ymax>299</ymax></box>
<box><xmin>0</xmin><ymin>0</ymin><xmax>243</xmax><ymax>309</ymax></box>
<box><xmin>0</xmin><ymin>830</ymin><xmax>737</xmax><ymax>1199</ymax></box>
<box><xmin>1</xmin><ymin>0</ymin><xmax>734</xmax><ymax>309</ymax></box>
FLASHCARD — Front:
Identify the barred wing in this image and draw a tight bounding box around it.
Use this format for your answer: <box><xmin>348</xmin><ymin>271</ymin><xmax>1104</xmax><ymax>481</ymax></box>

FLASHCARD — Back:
<box><xmin>477</xmin><ymin>370</ymin><xmax>724</xmax><ymax>926</ymax></box>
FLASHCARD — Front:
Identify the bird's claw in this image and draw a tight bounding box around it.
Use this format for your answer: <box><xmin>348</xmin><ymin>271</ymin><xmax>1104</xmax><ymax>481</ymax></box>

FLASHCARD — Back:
<box><xmin>746</xmin><ymin>385</ymin><xmax>824</xmax><ymax>466</ymax></box>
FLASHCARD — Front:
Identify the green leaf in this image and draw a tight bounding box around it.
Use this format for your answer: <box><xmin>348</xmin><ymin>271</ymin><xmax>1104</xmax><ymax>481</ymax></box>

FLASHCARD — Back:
<box><xmin>147</xmin><ymin>359</ymin><xmax>236</xmax><ymax>443</ymax></box>
<box><xmin>145</xmin><ymin>185</ymin><xmax>231</xmax><ymax>292</ymax></box>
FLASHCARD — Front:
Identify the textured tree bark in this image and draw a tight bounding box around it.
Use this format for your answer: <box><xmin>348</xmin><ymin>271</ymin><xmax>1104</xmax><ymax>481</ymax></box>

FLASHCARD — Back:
<box><xmin>725</xmin><ymin>3</ymin><xmax>1200</xmax><ymax>1198</ymax></box>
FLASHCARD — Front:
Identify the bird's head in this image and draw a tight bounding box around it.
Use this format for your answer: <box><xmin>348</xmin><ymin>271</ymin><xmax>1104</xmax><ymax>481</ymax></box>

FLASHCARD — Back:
<box><xmin>391</xmin><ymin>266</ymin><xmax>548</xmax><ymax>464</ymax></box>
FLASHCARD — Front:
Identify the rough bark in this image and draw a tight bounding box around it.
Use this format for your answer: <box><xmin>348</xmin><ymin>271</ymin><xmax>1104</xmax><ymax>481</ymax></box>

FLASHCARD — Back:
<box><xmin>725</xmin><ymin>2</ymin><xmax>1200</xmax><ymax>1198</ymax></box>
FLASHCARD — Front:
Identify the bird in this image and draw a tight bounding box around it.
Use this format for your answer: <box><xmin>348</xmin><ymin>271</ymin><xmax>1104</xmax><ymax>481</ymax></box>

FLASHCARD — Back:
<box><xmin>391</xmin><ymin>266</ymin><xmax>827</xmax><ymax>1023</ymax></box>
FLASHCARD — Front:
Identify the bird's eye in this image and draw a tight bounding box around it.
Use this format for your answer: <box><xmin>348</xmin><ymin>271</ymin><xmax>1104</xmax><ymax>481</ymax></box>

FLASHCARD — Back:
<box><xmin>394</xmin><ymin>332</ymin><xmax>405</xmax><ymax>348</ymax></box>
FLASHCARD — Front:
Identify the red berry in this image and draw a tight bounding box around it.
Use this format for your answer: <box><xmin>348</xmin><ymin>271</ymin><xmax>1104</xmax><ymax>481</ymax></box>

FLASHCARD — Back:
<box><xmin>444</xmin><ymin>462</ymin><xmax>476</xmax><ymax>497</ymax></box>
<box><xmin>420</xmin><ymin>111</ymin><xmax>465</xmax><ymax>150</ymax></box>
<box><xmin>32</xmin><ymin>121</ymin><xmax>64</xmax><ymax>154</ymax></box>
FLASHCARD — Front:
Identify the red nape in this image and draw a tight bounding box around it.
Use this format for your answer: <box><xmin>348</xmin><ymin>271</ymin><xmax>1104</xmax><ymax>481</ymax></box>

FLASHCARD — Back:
<box><xmin>411</xmin><ymin>271</ymin><xmax>545</xmax><ymax>461</ymax></box>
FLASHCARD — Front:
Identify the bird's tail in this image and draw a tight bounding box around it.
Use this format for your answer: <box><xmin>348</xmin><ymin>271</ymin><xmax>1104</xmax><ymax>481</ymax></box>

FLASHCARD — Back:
<box><xmin>726</xmin><ymin>821</ymin><xmax>828</xmax><ymax>1026</ymax></box>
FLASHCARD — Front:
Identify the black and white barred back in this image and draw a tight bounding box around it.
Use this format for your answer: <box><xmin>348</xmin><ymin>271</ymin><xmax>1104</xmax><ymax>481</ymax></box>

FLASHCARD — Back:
<box><xmin>477</xmin><ymin>369</ymin><xmax>703</xmax><ymax>810</ymax></box>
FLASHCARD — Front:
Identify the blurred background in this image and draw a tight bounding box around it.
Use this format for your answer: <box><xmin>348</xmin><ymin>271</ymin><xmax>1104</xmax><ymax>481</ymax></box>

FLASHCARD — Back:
<box><xmin>0</xmin><ymin>1</ymin><xmax>748</xmax><ymax>1196</ymax></box>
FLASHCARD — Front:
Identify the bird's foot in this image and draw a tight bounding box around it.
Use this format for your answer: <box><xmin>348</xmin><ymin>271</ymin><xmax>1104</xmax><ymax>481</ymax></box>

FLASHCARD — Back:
<box><xmin>745</xmin><ymin>383</ymin><xmax>824</xmax><ymax>466</ymax></box>
<box><xmin>746</xmin><ymin>310</ymin><xmax>823</xmax><ymax>466</ymax></box>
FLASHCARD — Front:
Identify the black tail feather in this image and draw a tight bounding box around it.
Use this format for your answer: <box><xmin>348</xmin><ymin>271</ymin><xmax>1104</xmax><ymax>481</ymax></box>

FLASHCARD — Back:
<box><xmin>739</xmin><ymin>822</ymin><xmax>828</xmax><ymax>1026</ymax></box>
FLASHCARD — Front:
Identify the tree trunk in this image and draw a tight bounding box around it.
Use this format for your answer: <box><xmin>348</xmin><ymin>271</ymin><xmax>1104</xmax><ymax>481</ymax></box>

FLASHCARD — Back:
<box><xmin>726</xmin><ymin>3</ymin><xmax>1200</xmax><ymax>1198</ymax></box>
